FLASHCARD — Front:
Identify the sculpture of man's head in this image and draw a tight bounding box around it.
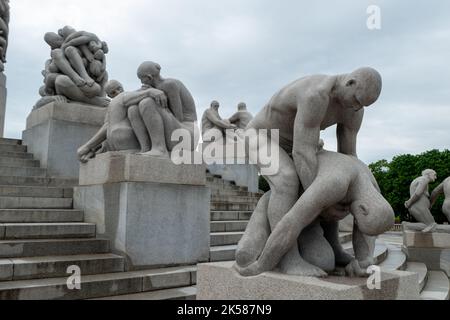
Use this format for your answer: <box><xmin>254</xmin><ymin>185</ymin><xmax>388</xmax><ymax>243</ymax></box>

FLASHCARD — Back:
<box><xmin>238</xmin><ymin>102</ymin><xmax>247</xmax><ymax>111</ymax></box>
<box><xmin>105</xmin><ymin>80</ymin><xmax>124</xmax><ymax>99</ymax></box>
<box><xmin>137</xmin><ymin>61</ymin><xmax>161</xmax><ymax>87</ymax></box>
<box><xmin>422</xmin><ymin>169</ymin><xmax>437</xmax><ymax>183</ymax></box>
<box><xmin>58</xmin><ymin>26</ymin><xmax>76</xmax><ymax>39</ymax></box>
<box><xmin>44</xmin><ymin>32</ymin><xmax>64</xmax><ymax>50</ymax></box>
<box><xmin>211</xmin><ymin>100</ymin><xmax>220</xmax><ymax>111</ymax></box>
<box><xmin>339</xmin><ymin>67</ymin><xmax>382</xmax><ymax>111</ymax></box>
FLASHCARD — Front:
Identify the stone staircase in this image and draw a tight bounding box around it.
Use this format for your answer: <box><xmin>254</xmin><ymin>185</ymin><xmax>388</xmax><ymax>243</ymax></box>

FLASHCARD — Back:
<box><xmin>0</xmin><ymin>138</ymin><xmax>196</xmax><ymax>300</ymax></box>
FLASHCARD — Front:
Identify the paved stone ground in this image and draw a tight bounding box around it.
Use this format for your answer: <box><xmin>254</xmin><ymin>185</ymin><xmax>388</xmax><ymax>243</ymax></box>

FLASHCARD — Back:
<box><xmin>379</xmin><ymin>232</ymin><xmax>403</xmax><ymax>248</ymax></box>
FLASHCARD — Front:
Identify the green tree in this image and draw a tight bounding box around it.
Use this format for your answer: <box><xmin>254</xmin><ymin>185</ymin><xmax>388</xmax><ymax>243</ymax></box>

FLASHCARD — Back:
<box><xmin>369</xmin><ymin>149</ymin><xmax>450</xmax><ymax>223</ymax></box>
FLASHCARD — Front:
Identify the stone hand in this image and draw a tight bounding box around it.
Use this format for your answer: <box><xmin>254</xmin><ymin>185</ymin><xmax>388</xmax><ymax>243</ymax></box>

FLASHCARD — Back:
<box><xmin>404</xmin><ymin>200</ymin><xmax>411</xmax><ymax>209</ymax></box>
<box><xmin>149</xmin><ymin>89</ymin><xmax>168</xmax><ymax>109</ymax></box>
<box><xmin>77</xmin><ymin>145</ymin><xmax>92</xmax><ymax>163</ymax></box>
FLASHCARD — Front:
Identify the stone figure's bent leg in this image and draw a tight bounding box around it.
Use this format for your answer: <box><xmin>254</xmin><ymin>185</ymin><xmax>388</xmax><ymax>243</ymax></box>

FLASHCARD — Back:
<box><xmin>298</xmin><ymin>220</ymin><xmax>336</xmax><ymax>272</ymax></box>
<box><xmin>109</xmin><ymin>121</ymin><xmax>140</xmax><ymax>152</ymax></box>
<box><xmin>51</xmin><ymin>49</ymin><xmax>86</xmax><ymax>87</ymax></box>
<box><xmin>409</xmin><ymin>206</ymin><xmax>436</xmax><ymax>232</ymax></box>
<box><xmin>321</xmin><ymin>220</ymin><xmax>354</xmax><ymax>267</ymax></box>
<box><xmin>236</xmin><ymin>192</ymin><xmax>271</xmax><ymax>267</ymax></box>
<box><xmin>138</xmin><ymin>98</ymin><xmax>170</xmax><ymax>158</ymax></box>
<box><xmin>54</xmin><ymin>75</ymin><xmax>108</xmax><ymax>107</ymax></box>
<box><xmin>64</xmin><ymin>46</ymin><xmax>95</xmax><ymax>86</ymax></box>
<box><xmin>247</xmin><ymin>129</ymin><xmax>323</xmax><ymax>276</ymax></box>
<box><xmin>128</xmin><ymin>105</ymin><xmax>151</xmax><ymax>153</ymax></box>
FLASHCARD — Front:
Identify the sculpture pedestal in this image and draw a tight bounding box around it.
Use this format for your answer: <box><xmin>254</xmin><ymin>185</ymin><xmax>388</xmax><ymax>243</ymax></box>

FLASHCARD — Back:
<box><xmin>197</xmin><ymin>262</ymin><xmax>420</xmax><ymax>300</ymax></box>
<box><xmin>0</xmin><ymin>73</ymin><xmax>6</xmax><ymax>138</ymax></box>
<box><xmin>403</xmin><ymin>223</ymin><xmax>450</xmax><ymax>277</ymax></box>
<box><xmin>22</xmin><ymin>101</ymin><xmax>106</xmax><ymax>179</ymax></box>
<box><xmin>74</xmin><ymin>152</ymin><xmax>210</xmax><ymax>269</ymax></box>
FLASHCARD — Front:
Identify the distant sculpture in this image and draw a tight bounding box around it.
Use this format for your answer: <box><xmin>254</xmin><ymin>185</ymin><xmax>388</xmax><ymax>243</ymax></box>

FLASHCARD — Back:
<box><xmin>431</xmin><ymin>177</ymin><xmax>450</xmax><ymax>223</ymax></box>
<box><xmin>242</xmin><ymin>67</ymin><xmax>382</xmax><ymax>275</ymax></box>
<box><xmin>78</xmin><ymin>62</ymin><xmax>199</xmax><ymax>162</ymax></box>
<box><xmin>229</xmin><ymin>102</ymin><xmax>253</xmax><ymax>130</ymax></box>
<box><xmin>405</xmin><ymin>169</ymin><xmax>438</xmax><ymax>232</ymax></box>
<box><xmin>202</xmin><ymin>101</ymin><xmax>236</xmax><ymax>143</ymax></box>
<box><xmin>235</xmin><ymin>148</ymin><xmax>394</xmax><ymax>277</ymax></box>
<box><xmin>34</xmin><ymin>26</ymin><xmax>110</xmax><ymax>109</ymax></box>
<box><xmin>0</xmin><ymin>0</ymin><xmax>9</xmax><ymax>72</ymax></box>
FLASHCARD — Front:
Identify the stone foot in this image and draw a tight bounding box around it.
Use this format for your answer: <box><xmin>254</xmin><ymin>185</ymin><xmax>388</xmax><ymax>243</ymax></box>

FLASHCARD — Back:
<box><xmin>422</xmin><ymin>223</ymin><xmax>438</xmax><ymax>233</ymax></box>
<box><xmin>140</xmin><ymin>149</ymin><xmax>170</xmax><ymax>159</ymax></box>
<box><xmin>278</xmin><ymin>255</ymin><xmax>327</xmax><ymax>278</ymax></box>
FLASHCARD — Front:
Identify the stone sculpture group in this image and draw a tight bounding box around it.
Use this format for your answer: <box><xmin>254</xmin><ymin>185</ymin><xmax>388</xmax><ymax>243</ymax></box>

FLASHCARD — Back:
<box><xmin>35</xmin><ymin>26</ymin><xmax>110</xmax><ymax>109</ymax></box>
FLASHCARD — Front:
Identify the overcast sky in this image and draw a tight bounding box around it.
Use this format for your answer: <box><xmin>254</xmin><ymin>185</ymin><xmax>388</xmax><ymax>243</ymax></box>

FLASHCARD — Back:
<box><xmin>3</xmin><ymin>0</ymin><xmax>450</xmax><ymax>163</ymax></box>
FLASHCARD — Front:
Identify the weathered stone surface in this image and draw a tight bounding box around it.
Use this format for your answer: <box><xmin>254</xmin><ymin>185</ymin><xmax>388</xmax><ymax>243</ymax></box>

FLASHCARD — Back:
<box><xmin>79</xmin><ymin>152</ymin><xmax>206</xmax><ymax>186</ymax></box>
<box><xmin>405</xmin><ymin>246</ymin><xmax>450</xmax><ymax>277</ymax></box>
<box><xmin>404</xmin><ymin>230</ymin><xmax>450</xmax><ymax>248</ymax></box>
<box><xmin>207</xmin><ymin>163</ymin><xmax>259</xmax><ymax>193</ymax></box>
<box><xmin>0</xmin><ymin>259</ymin><xmax>12</xmax><ymax>281</ymax></box>
<box><xmin>22</xmin><ymin>102</ymin><xmax>106</xmax><ymax>179</ymax></box>
<box><xmin>0</xmin><ymin>73</ymin><xmax>6</xmax><ymax>138</ymax></box>
<box><xmin>197</xmin><ymin>261</ymin><xmax>420</xmax><ymax>300</ymax></box>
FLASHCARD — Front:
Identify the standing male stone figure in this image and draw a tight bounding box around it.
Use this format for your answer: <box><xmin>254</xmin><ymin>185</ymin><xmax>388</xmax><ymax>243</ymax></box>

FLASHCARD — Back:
<box><xmin>239</xmin><ymin>67</ymin><xmax>383</xmax><ymax>275</ymax></box>
<box><xmin>405</xmin><ymin>169</ymin><xmax>438</xmax><ymax>232</ymax></box>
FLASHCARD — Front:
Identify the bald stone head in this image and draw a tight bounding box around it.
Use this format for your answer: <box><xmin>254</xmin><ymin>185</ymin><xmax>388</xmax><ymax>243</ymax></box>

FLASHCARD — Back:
<box><xmin>105</xmin><ymin>80</ymin><xmax>124</xmax><ymax>99</ymax></box>
<box><xmin>238</xmin><ymin>102</ymin><xmax>247</xmax><ymax>111</ymax></box>
<box><xmin>137</xmin><ymin>61</ymin><xmax>161</xmax><ymax>87</ymax></box>
<box><xmin>339</xmin><ymin>67</ymin><xmax>382</xmax><ymax>111</ymax></box>
<box><xmin>211</xmin><ymin>100</ymin><xmax>220</xmax><ymax>111</ymax></box>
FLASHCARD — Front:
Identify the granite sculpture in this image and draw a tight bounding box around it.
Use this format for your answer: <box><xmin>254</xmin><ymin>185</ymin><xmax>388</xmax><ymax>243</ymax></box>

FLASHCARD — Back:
<box><xmin>78</xmin><ymin>61</ymin><xmax>199</xmax><ymax>162</ymax></box>
<box><xmin>235</xmin><ymin>147</ymin><xmax>394</xmax><ymax>277</ymax></box>
<box><xmin>431</xmin><ymin>176</ymin><xmax>450</xmax><ymax>223</ymax></box>
<box><xmin>202</xmin><ymin>101</ymin><xmax>236</xmax><ymax>143</ymax></box>
<box><xmin>0</xmin><ymin>0</ymin><xmax>9</xmax><ymax>72</ymax></box>
<box><xmin>34</xmin><ymin>26</ymin><xmax>110</xmax><ymax>109</ymax></box>
<box><xmin>229</xmin><ymin>102</ymin><xmax>253</xmax><ymax>130</ymax></box>
<box><xmin>236</xmin><ymin>67</ymin><xmax>384</xmax><ymax>277</ymax></box>
<box><xmin>405</xmin><ymin>169</ymin><xmax>438</xmax><ymax>232</ymax></box>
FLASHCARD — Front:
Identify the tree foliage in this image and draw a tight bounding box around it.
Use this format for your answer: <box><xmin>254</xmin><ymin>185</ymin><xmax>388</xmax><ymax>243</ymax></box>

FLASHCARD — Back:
<box><xmin>369</xmin><ymin>149</ymin><xmax>450</xmax><ymax>223</ymax></box>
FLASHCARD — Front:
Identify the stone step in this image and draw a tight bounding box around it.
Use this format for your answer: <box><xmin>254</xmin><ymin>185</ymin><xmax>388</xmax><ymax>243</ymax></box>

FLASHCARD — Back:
<box><xmin>0</xmin><ymin>186</ymin><xmax>73</xmax><ymax>198</ymax></box>
<box><xmin>0</xmin><ymin>209</ymin><xmax>84</xmax><ymax>223</ymax></box>
<box><xmin>378</xmin><ymin>245</ymin><xmax>407</xmax><ymax>271</ymax></box>
<box><xmin>0</xmin><ymin>266</ymin><xmax>196</xmax><ymax>300</ymax></box>
<box><xmin>210</xmin><ymin>232</ymin><xmax>244</xmax><ymax>246</ymax></box>
<box><xmin>0</xmin><ymin>152</ymin><xmax>33</xmax><ymax>160</ymax></box>
<box><xmin>211</xmin><ymin>202</ymin><xmax>257</xmax><ymax>211</ymax></box>
<box><xmin>406</xmin><ymin>262</ymin><xmax>428</xmax><ymax>293</ymax></box>
<box><xmin>343</xmin><ymin>240</ymin><xmax>389</xmax><ymax>265</ymax></box>
<box><xmin>92</xmin><ymin>286</ymin><xmax>196</xmax><ymax>300</ymax></box>
<box><xmin>210</xmin><ymin>221</ymin><xmax>249</xmax><ymax>233</ymax></box>
<box><xmin>0</xmin><ymin>254</ymin><xmax>125</xmax><ymax>281</ymax></box>
<box><xmin>206</xmin><ymin>176</ymin><xmax>237</xmax><ymax>186</ymax></box>
<box><xmin>210</xmin><ymin>189</ymin><xmax>262</xmax><ymax>198</ymax></box>
<box><xmin>0</xmin><ymin>238</ymin><xmax>110</xmax><ymax>258</ymax></box>
<box><xmin>0</xmin><ymin>144</ymin><xmax>27</xmax><ymax>153</ymax></box>
<box><xmin>0</xmin><ymin>196</ymin><xmax>73</xmax><ymax>209</ymax></box>
<box><xmin>0</xmin><ymin>167</ymin><xmax>46</xmax><ymax>178</ymax></box>
<box><xmin>211</xmin><ymin>211</ymin><xmax>252</xmax><ymax>221</ymax></box>
<box><xmin>0</xmin><ymin>176</ymin><xmax>78</xmax><ymax>188</ymax></box>
<box><xmin>0</xmin><ymin>223</ymin><xmax>96</xmax><ymax>240</ymax></box>
<box><xmin>211</xmin><ymin>195</ymin><xmax>260</xmax><ymax>204</ymax></box>
<box><xmin>0</xmin><ymin>157</ymin><xmax>40</xmax><ymax>168</ymax></box>
<box><xmin>209</xmin><ymin>245</ymin><xmax>237</xmax><ymax>262</ymax></box>
<box><xmin>420</xmin><ymin>271</ymin><xmax>450</xmax><ymax>300</ymax></box>
<box><xmin>0</xmin><ymin>138</ymin><xmax>22</xmax><ymax>146</ymax></box>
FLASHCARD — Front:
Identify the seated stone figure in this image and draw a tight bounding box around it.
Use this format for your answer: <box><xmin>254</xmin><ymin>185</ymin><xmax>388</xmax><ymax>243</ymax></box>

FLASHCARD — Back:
<box><xmin>235</xmin><ymin>147</ymin><xmax>394</xmax><ymax>277</ymax></box>
<box><xmin>78</xmin><ymin>62</ymin><xmax>199</xmax><ymax>161</ymax></box>
<box><xmin>229</xmin><ymin>102</ymin><xmax>254</xmax><ymax>130</ymax></box>
<box><xmin>202</xmin><ymin>101</ymin><xmax>237</xmax><ymax>144</ymax></box>
<box><xmin>405</xmin><ymin>169</ymin><xmax>438</xmax><ymax>233</ymax></box>
<box><xmin>431</xmin><ymin>177</ymin><xmax>450</xmax><ymax>223</ymax></box>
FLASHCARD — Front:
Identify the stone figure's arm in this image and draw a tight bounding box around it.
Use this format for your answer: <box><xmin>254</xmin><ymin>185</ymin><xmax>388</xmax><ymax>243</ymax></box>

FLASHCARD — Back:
<box><xmin>62</xmin><ymin>33</ymin><xmax>99</xmax><ymax>50</ymax></box>
<box><xmin>352</xmin><ymin>223</ymin><xmax>376</xmax><ymax>269</ymax></box>
<box><xmin>250</xmin><ymin>180</ymin><xmax>348</xmax><ymax>274</ymax></box>
<box><xmin>77</xmin><ymin>123</ymin><xmax>108</xmax><ymax>163</ymax></box>
<box><xmin>229</xmin><ymin>113</ymin><xmax>240</xmax><ymax>124</ymax></box>
<box><xmin>430</xmin><ymin>183</ymin><xmax>444</xmax><ymax>208</ymax></box>
<box><xmin>405</xmin><ymin>180</ymin><xmax>428</xmax><ymax>208</ymax></box>
<box><xmin>163</xmin><ymin>81</ymin><xmax>185</xmax><ymax>121</ymax></box>
<box><xmin>336</xmin><ymin>110</ymin><xmax>363</xmax><ymax>157</ymax></box>
<box><xmin>80</xmin><ymin>45</ymin><xmax>95</xmax><ymax>63</ymax></box>
<box><xmin>292</xmin><ymin>94</ymin><xmax>328</xmax><ymax>190</ymax></box>
<box><xmin>121</xmin><ymin>89</ymin><xmax>166</xmax><ymax>108</ymax></box>
<box><xmin>206</xmin><ymin>110</ymin><xmax>235</xmax><ymax>129</ymax></box>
